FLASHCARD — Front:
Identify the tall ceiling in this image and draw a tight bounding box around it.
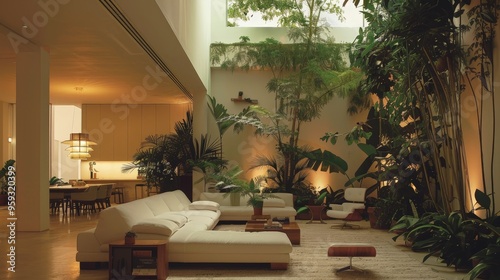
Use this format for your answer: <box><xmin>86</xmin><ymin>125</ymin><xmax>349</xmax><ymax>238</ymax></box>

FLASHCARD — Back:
<box><xmin>0</xmin><ymin>0</ymin><xmax>197</xmax><ymax>105</ymax></box>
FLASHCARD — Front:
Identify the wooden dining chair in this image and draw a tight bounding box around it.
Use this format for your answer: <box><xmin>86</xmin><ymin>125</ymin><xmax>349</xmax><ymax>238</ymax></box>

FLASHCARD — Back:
<box><xmin>49</xmin><ymin>192</ymin><xmax>65</xmax><ymax>215</ymax></box>
<box><xmin>70</xmin><ymin>185</ymin><xmax>98</xmax><ymax>216</ymax></box>
<box><xmin>95</xmin><ymin>184</ymin><xmax>111</xmax><ymax>211</ymax></box>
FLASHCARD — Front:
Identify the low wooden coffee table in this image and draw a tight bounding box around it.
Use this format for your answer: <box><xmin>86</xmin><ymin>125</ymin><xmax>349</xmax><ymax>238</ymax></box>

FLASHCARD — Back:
<box><xmin>245</xmin><ymin>221</ymin><xmax>301</xmax><ymax>245</ymax></box>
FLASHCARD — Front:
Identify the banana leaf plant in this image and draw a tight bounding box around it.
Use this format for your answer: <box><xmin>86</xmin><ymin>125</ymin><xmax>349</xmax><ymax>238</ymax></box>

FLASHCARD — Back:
<box><xmin>0</xmin><ymin>159</ymin><xmax>15</xmax><ymax>195</ymax></box>
<box><xmin>466</xmin><ymin>222</ymin><xmax>500</xmax><ymax>280</ymax></box>
<box><xmin>465</xmin><ymin>189</ymin><xmax>500</xmax><ymax>279</ymax></box>
<box><xmin>406</xmin><ymin>212</ymin><xmax>491</xmax><ymax>269</ymax></box>
<box><xmin>212</xmin><ymin>0</ymin><xmax>361</xmax><ymax>197</ymax></box>
<box><xmin>296</xmin><ymin>187</ymin><xmax>331</xmax><ymax>215</ymax></box>
<box><xmin>123</xmin><ymin>111</ymin><xmax>225</xmax><ymax>193</ymax></box>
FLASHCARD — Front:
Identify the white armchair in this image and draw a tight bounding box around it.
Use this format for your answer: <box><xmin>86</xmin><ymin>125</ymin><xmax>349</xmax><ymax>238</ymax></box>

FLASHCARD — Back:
<box><xmin>326</xmin><ymin>188</ymin><xmax>367</xmax><ymax>229</ymax></box>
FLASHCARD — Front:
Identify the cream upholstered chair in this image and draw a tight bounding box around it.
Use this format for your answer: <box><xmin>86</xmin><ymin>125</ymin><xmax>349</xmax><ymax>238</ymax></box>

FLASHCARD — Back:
<box><xmin>95</xmin><ymin>184</ymin><xmax>112</xmax><ymax>210</ymax></box>
<box><xmin>71</xmin><ymin>185</ymin><xmax>98</xmax><ymax>215</ymax></box>
<box><xmin>326</xmin><ymin>188</ymin><xmax>367</xmax><ymax>229</ymax></box>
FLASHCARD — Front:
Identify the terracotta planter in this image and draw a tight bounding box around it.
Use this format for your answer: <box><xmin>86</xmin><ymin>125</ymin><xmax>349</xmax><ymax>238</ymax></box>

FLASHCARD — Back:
<box><xmin>307</xmin><ymin>205</ymin><xmax>326</xmax><ymax>220</ymax></box>
<box><xmin>367</xmin><ymin>207</ymin><xmax>377</xmax><ymax>228</ymax></box>
<box><xmin>0</xmin><ymin>194</ymin><xmax>7</xmax><ymax>206</ymax></box>
<box><xmin>367</xmin><ymin>206</ymin><xmax>391</xmax><ymax>229</ymax></box>
<box><xmin>253</xmin><ymin>200</ymin><xmax>264</xmax><ymax>216</ymax></box>
<box><xmin>124</xmin><ymin>236</ymin><xmax>135</xmax><ymax>245</ymax></box>
<box><xmin>253</xmin><ymin>206</ymin><xmax>263</xmax><ymax>216</ymax></box>
<box><xmin>178</xmin><ymin>174</ymin><xmax>193</xmax><ymax>201</ymax></box>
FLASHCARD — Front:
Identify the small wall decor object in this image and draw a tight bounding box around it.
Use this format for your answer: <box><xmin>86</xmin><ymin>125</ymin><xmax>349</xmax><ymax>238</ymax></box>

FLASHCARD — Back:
<box><xmin>231</xmin><ymin>97</ymin><xmax>258</xmax><ymax>104</ymax></box>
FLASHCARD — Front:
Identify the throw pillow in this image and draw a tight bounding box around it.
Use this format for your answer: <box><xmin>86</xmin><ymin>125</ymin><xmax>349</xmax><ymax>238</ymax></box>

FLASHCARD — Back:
<box><xmin>155</xmin><ymin>212</ymin><xmax>188</xmax><ymax>227</ymax></box>
<box><xmin>188</xmin><ymin>200</ymin><xmax>220</xmax><ymax>211</ymax></box>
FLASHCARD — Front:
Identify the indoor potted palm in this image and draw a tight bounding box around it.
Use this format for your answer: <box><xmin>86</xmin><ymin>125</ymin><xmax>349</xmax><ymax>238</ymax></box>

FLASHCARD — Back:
<box><xmin>211</xmin><ymin>0</ymin><xmax>361</xmax><ymax>197</ymax></box>
<box><xmin>209</xmin><ymin>165</ymin><xmax>270</xmax><ymax>215</ymax></box>
<box><xmin>0</xmin><ymin>159</ymin><xmax>15</xmax><ymax>206</ymax></box>
<box><xmin>122</xmin><ymin>110</ymin><xmax>225</xmax><ymax>199</ymax></box>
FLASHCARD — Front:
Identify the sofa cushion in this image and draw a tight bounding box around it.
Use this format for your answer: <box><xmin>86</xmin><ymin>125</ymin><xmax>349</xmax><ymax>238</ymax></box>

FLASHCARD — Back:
<box><xmin>199</xmin><ymin>192</ymin><xmax>233</xmax><ymax>206</ymax></box>
<box><xmin>189</xmin><ymin>200</ymin><xmax>220</xmax><ymax>211</ymax></box>
<box><xmin>131</xmin><ymin>218</ymin><xmax>181</xmax><ymax>236</ymax></box>
<box><xmin>155</xmin><ymin>212</ymin><xmax>188</xmax><ymax>226</ymax></box>
<box><xmin>144</xmin><ymin>195</ymin><xmax>171</xmax><ymax>215</ymax></box>
<box><xmin>169</xmin><ymin>230</ymin><xmax>292</xmax><ymax>254</ymax></box>
<box><xmin>159</xmin><ymin>190</ymin><xmax>192</xmax><ymax>211</ymax></box>
<box><xmin>94</xmin><ymin>201</ymin><xmax>155</xmax><ymax>245</ymax></box>
<box><xmin>263</xmin><ymin>198</ymin><xmax>286</xmax><ymax>208</ymax></box>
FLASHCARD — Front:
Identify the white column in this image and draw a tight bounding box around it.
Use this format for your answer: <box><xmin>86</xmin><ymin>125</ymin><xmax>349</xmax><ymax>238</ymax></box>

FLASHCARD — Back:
<box><xmin>16</xmin><ymin>47</ymin><xmax>50</xmax><ymax>231</ymax></box>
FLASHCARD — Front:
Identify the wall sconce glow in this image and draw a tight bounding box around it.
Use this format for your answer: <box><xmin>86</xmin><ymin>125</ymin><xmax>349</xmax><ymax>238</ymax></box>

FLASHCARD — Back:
<box><xmin>62</xmin><ymin>133</ymin><xmax>96</xmax><ymax>160</ymax></box>
<box><xmin>8</xmin><ymin>137</ymin><xmax>12</xmax><ymax>143</ymax></box>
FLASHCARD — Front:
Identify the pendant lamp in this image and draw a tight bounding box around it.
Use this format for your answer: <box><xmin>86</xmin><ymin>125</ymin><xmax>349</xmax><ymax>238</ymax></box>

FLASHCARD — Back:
<box><xmin>62</xmin><ymin>133</ymin><xmax>96</xmax><ymax>160</ymax></box>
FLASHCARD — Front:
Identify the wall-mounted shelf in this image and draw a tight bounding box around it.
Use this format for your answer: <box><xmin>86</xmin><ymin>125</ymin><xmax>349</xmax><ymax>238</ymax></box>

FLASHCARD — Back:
<box><xmin>231</xmin><ymin>98</ymin><xmax>258</xmax><ymax>104</ymax></box>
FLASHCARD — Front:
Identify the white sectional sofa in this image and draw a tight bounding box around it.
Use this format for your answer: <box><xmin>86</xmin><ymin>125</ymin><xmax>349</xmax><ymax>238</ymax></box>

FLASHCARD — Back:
<box><xmin>76</xmin><ymin>190</ymin><xmax>293</xmax><ymax>269</ymax></box>
<box><xmin>199</xmin><ymin>192</ymin><xmax>297</xmax><ymax>221</ymax></box>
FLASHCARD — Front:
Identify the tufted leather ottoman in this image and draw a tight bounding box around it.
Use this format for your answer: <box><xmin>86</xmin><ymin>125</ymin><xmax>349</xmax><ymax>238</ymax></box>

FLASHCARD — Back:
<box><xmin>327</xmin><ymin>243</ymin><xmax>376</xmax><ymax>272</ymax></box>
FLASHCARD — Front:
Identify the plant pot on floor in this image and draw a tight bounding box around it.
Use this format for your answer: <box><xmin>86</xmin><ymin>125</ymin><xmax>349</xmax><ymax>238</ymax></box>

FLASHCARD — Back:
<box><xmin>0</xmin><ymin>194</ymin><xmax>7</xmax><ymax>206</ymax></box>
<box><xmin>367</xmin><ymin>207</ymin><xmax>391</xmax><ymax>229</ymax></box>
<box><xmin>253</xmin><ymin>200</ymin><xmax>264</xmax><ymax>216</ymax></box>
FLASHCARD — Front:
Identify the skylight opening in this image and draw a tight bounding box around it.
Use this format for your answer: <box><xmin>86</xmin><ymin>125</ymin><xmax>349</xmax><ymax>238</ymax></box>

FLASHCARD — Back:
<box><xmin>227</xmin><ymin>0</ymin><xmax>364</xmax><ymax>28</ymax></box>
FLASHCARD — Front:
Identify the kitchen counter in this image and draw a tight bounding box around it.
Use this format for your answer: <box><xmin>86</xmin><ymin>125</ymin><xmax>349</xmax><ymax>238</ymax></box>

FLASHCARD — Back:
<box><xmin>83</xmin><ymin>179</ymin><xmax>145</xmax><ymax>182</ymax></box>
<box><xmin>81</xmin><ymin>179</ymin><xmax>146</xmax><ymax>203</ymax></box>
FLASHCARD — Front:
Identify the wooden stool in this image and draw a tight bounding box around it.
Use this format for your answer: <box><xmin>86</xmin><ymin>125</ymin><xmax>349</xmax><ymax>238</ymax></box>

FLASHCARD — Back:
<box><xmin>327</xmin><ymin>243</ymin><xmax>376</xmax><ymax>272</ymax></box>
<box><xmin>111</xmin><ymin>186</ymin><xmax>125</xmax><ymax>204</ymax></box>
<box><xmin>134</xmin><ymin>183</ymin><xmax>147</xmax><ymax>199</ymax></box>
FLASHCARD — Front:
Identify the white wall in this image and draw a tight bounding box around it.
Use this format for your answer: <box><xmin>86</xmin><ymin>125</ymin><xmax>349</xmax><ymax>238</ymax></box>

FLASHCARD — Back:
<box><xmin>0</xmin><ymin>102</ymin><xmax>14</xmax><ymax>163</ymax></box>
<box><xmin>156</xmin><ymin>0</ymin><xmax>211</xmax><ymax>92</ymax></box>
<box><xmin>210</xmin><ymin>68</ymin><xmax>367</xmax><ymax>190</ymax></box>
<box><xmin>51</xmin><ymin>105</ymin><xmax>81</xmax><ymax>181</ymax></box>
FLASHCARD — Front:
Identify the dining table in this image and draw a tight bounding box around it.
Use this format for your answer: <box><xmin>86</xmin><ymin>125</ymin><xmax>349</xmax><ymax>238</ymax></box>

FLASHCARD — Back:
<box><xmin>49</xmin><ymin>183</ymin><xmax>115</xmax><ymax>215</ymax></box>
<box><xmin>49</xmin><ymin>184</ymin><xmax>89</xmax><ymax>193</ymax></box>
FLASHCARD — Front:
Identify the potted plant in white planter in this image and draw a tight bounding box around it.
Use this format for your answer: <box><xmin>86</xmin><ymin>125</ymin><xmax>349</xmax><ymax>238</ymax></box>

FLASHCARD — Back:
<box><xmin>209</xmin><ymin>165</ymin><xmax>271</xmax><ymax>215</ymax></box>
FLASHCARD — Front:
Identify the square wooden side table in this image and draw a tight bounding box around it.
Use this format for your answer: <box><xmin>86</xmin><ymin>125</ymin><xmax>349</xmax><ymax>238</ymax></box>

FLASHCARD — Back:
<box><xmin>109</xmin><ymin>239</ymin><xmax>168</xmax><ymax>280</ymax></box>
<box><xmin>245</xmin><ymin>221</ymin><xmax>301</xmax><ymax>245</ymax></box>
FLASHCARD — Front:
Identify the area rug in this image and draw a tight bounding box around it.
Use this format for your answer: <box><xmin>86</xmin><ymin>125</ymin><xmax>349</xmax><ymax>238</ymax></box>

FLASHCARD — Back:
<box><xmin>167</xmin><ymin>220</ymin><xmax>463</xmax><ymax>280</ymax></box>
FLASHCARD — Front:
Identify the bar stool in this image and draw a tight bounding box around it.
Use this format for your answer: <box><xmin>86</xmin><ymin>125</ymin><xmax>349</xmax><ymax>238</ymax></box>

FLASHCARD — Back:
<box><xmin>147</xmin><ymin>185</ymin><xmax>160</xmax><ymax>196</ymax></box>
<box><xmin>135</xmin><ymin>183</ymin><xmax>147</xmax><ymax>199</ymax></box>
<box><xmin>111</xmin><ymin>186</ymin><xmax>125</xmax><ymax>204</ymax></box>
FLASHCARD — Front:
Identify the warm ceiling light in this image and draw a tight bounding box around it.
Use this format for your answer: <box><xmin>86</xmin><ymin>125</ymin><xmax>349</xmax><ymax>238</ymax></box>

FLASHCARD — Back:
<box><xmin>62</xmin><ymin>133</ymin><xmax>96</xmax><ymax>160</ymax></box>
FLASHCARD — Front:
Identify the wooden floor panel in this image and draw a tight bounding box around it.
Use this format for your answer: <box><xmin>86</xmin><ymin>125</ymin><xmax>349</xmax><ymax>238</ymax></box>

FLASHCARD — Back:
<box><xmin>0</xmin><ymin>207</ymin><xmax>106</xmax><ymax>279</ymax></box>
